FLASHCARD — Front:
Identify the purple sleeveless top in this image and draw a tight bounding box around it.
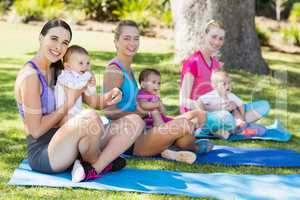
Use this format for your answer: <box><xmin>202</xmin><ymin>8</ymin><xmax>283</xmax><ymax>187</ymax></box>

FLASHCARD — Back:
<box><xmin>17</xmin><ymin>61</ymin><xmax>56</xmax><ymax>118</ymax></box>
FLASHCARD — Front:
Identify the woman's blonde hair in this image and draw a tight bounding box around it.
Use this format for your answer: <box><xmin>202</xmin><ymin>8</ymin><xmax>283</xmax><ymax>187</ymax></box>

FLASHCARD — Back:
<box><xmin>204</xmin><ymin>20</ymin><xmax>224</xmax><ymax>34</ymax></box>
<box><xmin>114</xmin><ymin>20</ymin><xmax>139</xmax><ymax>41</ymax></box>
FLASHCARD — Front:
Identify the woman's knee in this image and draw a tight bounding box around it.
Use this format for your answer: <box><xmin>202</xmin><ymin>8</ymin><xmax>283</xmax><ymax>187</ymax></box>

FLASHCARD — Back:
<box><xmin>174</xmin><ymin>135</ymin><xmax>195</xmax><ymax>149</ymax></box>
<box><xmin>78</xmin><ymin>136</ymin><xmax>90</xmax><ymax>154</ymax></box>
<box><xmin>124</xmin><ymin>114</ymin><xmax>145</xmax><ymax>129</ymax></box>
<box><xmin>75</xmin><ymin>109</ymin><xmax>104</xmax><ymax>137</ymax></box>
<box><xmin>171</xmin><ymin>118</ymin><xmax>194</xmax><ymax>136</ymax></box>
<box><xmin>194</xmin><ymin>109</ymin><xmax>207</xmax><ymax>124</ymax></box>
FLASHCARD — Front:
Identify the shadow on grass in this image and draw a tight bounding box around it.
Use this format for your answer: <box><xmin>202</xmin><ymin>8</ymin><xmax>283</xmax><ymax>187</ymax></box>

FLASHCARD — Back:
<box><xmin>0</xmin><ymin>127</ymin><xmax>26</xmax><ymax>170</ymax></box>
<box><xmin>265</xmin><ymin>58</ymin><xmax>300</xmax><ymax>87</ymax></box>
<box><xmin>0</xmin><ymin>95</ymin><xmax>18</xmax><ymax>120</ymax></box>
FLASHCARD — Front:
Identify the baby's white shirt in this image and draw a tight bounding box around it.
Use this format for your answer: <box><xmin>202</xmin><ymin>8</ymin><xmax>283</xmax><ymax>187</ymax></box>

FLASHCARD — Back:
<box><xmin>198</xmin><ymin>89</ymin><xmax>243</xmax><ymax>111</ymax></box>
<box><xmin>54</xmin><ymin>70</ymin><xmax>96</xmax><ymax>117</ymax></box>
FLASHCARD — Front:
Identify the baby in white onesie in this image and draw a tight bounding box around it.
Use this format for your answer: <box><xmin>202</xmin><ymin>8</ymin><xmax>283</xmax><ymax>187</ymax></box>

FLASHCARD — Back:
<box><xmin>55</xmin><ymin>45</ymin><xmax>124</xmax><ymax>183</ymax></box>
<box><xmin>55</xmin><ymin>45</ymin><xmax>98</xmax><ymax>182</ymax></box>
<box><xmin>197</xmin><ymin>71</ymin><xmax>246</xmax><ymax>138</ymax></box>
<box><xmin>55</xmin><ymin>45</ymin><xmax>96</xmax><ymax>126</ymax></box>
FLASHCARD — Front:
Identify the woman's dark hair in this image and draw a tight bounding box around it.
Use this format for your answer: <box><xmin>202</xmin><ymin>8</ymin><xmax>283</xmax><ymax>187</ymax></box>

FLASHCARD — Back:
<box><xmin>40</xmin><ymin>19</ymin><xmax>72</xmax><ymax>85</ymax></box>
<box><xmin>138</xmin><ymin>68</ymin><xmax>161</xmax><ymax>84</ymax></box>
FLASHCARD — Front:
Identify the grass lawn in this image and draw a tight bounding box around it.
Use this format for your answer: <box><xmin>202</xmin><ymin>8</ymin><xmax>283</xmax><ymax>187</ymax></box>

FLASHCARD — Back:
<box><xmin>0</xmin><ymin>21</ymin><xmax>300</xmax><ymax>199</ymax></box>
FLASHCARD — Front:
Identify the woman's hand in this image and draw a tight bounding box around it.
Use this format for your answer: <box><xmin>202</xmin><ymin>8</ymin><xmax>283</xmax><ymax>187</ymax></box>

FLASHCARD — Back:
<box><xmin>103</xmin><ymin>87</ymin><xmax>122</xmax><ymax>106</ymax></box>
<box><xmin>236</xmin><ymin>118</ymin><xmax>246</xmax><ymax>129</ymax></box>
<box><xmin>64</xmin><ymin>86</ymin><xmax>85</xmax><ymax>108</ymax></box>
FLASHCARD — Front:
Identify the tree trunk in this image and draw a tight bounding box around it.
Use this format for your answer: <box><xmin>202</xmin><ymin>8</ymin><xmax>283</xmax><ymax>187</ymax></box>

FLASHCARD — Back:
<box><xmin>171</xmin><ymin>0</ymin><xmax>269</xmax><ymax>74</ymax></box>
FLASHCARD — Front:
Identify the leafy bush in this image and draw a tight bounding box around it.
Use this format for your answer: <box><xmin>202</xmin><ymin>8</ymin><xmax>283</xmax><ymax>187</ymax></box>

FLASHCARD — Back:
<box><xmin>0</xmin><ymin>0</ymin><xmax>13</xmax><ymax>15</ymax></box>
<box><xmin>281</xmin><ymin>24</ymin><xmax>300</xmax><ymax>46</ymax></box>
<box><xmin>113</xmin><ymin>0</ymin><xmax>156</xmax><ymax>29</ymax></box>
<box><xmin>67</xmin><ymin>0</ymin><xmax>119</xmax><ymax>21</ymax></box>
<box><xmin>256</xmin><ymin>25</ymin><xmax>271</xmax><ymax>46</ymax></box>
<box><xmin>14</xmin><ymin>0</ymin><xmax>43</xmax><ymax>22</ymax></box>
<box><xmin>158</xmin><ymin>0</ymin><xmax>173</xmax><ymax>28</ymax></box>
<box><xmin>13</xmin><ymin>0</ymin><xmax>64</xmax><ymax>22</ymax></box>
<box><xmin>161</xmin><ymin>9</ymin><xmax>173</xmax><ymax>28</ymax></box>
<box><xmin>113</xmin><ymin>0</ymin><xmax>172</xmax><ymax>30</ymax></box>
<box><xmin>255</xmin><ymin>0</ymin><xmax>298</xmax><ymax>20</ymax></box>
<box><xmin>289</xmin><ymin>2</ymin><xmax>300</xmax><ymax>23</ymax></box>
<box><xmin>42</xmin><ymin>1</ymin><xmax>64</xmax><ymax>20</ymax></box>
<box><xmin>256</xmin><ymin>0</ymin><xmax>274</xmax><ymax>18</ymax></box>
<box><xmin>65</xmin><ymin>9</ymin><xmax>86</xmax><ymax>25</ymax></box>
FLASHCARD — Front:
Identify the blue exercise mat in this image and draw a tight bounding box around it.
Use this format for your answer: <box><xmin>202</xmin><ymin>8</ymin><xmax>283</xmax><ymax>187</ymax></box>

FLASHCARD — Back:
<box><xmin>196</xmin><ymin>145</ymin><xmax>300</xmax><ymax>167</ymax></box>
<box><xmin>8</xmin><ymin>160</ymin><xmax>300</xmax><ymax>200</ymax></box>
<box><xmin>195</xmin><ymin>119</ymin><xmax>292</xmax><ymax>142</ymax></box>
<box><xmin>124</xmin><ymin>145</ymin><xmax>300</xmax><ymax>167</ymax></box>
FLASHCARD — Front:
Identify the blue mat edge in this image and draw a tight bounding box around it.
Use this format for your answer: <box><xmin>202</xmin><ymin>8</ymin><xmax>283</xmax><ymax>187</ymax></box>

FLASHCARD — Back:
<box><xmin>8</xmin><ymin>159</ymin><xmax>300</xmax><ymax>200</ymax></box>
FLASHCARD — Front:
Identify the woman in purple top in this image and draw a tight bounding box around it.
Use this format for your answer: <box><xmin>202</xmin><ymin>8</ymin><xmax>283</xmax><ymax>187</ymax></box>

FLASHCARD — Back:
<box><xmin>14</xmin><ymin>19</ymin><xmax>144</xmax><ymax>181</ymax></box>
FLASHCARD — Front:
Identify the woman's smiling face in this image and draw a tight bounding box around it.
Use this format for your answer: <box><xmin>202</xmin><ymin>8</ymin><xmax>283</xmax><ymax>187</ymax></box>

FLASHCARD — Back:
<box><xmin>204</xmin><ymin>27</ymin><xmax>225</xmax><ymax>54</ymax></box>
<box><xmin>40</xmin><ymin>26</ymin><xmax>71</xmax><ymax>63</ymax></box>
<box><xmin>115</xmin><ymin>25</ymin><xmax>140</xmax><ymax>57</ymax></box>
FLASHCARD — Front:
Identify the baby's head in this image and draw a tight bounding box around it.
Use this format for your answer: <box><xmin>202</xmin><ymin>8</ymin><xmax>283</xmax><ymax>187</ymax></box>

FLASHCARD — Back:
<box><xmin>139</xmin><ymin>68</ymin><xmax>161</xmax><ymax>95</ymax></box>
<box><xmin>63</xmin><ymin>45</ymin><xmax>90</xmax><ymax>74</ymax></box>
<box><xmin>211</xmin><ymin>71</ymin><xmax>231</xmax><ymax>95</ymax></box>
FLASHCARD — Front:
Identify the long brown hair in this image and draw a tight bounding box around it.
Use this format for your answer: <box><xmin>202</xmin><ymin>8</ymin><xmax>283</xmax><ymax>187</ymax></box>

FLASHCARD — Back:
<box><xmin>40</xmin><ymin>19</ymin><xmax>72</xmax><ymax>85</ymax></box>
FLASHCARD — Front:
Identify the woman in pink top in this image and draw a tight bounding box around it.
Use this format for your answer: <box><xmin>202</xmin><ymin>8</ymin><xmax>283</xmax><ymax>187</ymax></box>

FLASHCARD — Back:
<box><xmin>179</xmin><ymin>20</ymin><xmax>270</xmax><ymax>136</ymax></box>
<box><xmin>180</xmin><ymin>20</ymin><xmax>224</xmax><ymax>113</ymax></box>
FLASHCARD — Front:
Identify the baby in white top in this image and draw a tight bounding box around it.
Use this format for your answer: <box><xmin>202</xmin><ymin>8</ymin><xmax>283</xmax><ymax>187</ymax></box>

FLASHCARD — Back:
<box><xmin>55</xmin><ymin>45</ymin><xmax>123</xmax><ymax>183</ymax></box>
<box><xmin>55</xmin><ymin>45</ymin><xmax>96</xmax><ymax>125</ymax></box>
<box><xmin>197</xmin><ymin>71</ymin><xmax>246</xmax><ymax>138</ymax></box>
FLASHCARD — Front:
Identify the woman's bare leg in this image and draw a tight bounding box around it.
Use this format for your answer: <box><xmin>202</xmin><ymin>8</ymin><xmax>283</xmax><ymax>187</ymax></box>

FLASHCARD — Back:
<box><xmin>173</xmin><ymin>134</ymin><xmax>198</xmax><ymax>151</ymax></box>
<box><xmin>244</xmin><ymin>109</ymin><xmax>263</xmax><ymax>123</ymax></box>
<box><xmin>133</xmin><ymin>118</ymin><xmax>195</xmax><ymax>156</ymax></box>
<box><xmin>175</xmin><ymin>109</ymin><xmax>207</xmax><ymax>128</ymax></box>
<box><xmin>48</xmin><ymin>109</ymin><xmax>104</xmax><ymax>172</ymax></box>
<box><xmin>91</xmin><ymin>114</ymin><xmax>144</xmax><ymax>173</ymax></box>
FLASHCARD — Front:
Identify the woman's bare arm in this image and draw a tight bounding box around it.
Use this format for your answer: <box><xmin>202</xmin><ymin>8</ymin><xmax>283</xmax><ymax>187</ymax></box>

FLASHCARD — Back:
<box><xmin>18</xmin><ymin>69</ymin><xmax>80</xmax><ymax>139</ymax></box>
<box><xmin>102</xmin><ymin>65</ymin><xmax>136</xmax><ymax>119</ymax></box>
<box><xmin>179</xmin><ymin>72</ymin><xmax>203</xmax><ymax>110</ymax></box>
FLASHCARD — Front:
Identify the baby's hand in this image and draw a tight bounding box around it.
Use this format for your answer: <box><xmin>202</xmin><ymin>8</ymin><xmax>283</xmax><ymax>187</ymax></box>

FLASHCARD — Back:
<box><xmin>236</xmin><ymin>118</ymin><xmax>246</xmax><ymax>128</ymax></box>
<box><xmin>136</xmin><ymin>103</ymin><xmax>148</xmax><ymax>117</ymax></box>
<box><xmin>159</xmin><ymin>101</ymin><xmax>165</xmax><ymax>113</ymax></box>
<box><xmin>88</xmin><ymin>72</ymin><xmax>96</xmax><ymax>87</ymax></box>
<box><xmin>224</xmin><ymin>101</ymin><xmax>237</xmax><ymax>111</ymax></box>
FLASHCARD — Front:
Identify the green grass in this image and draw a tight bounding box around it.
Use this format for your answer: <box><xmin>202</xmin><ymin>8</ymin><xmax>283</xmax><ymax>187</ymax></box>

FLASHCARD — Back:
<box><xmin>1</xmin><ymin>21</ymin><xmax>300</xmax><ymax>199</ymax></box>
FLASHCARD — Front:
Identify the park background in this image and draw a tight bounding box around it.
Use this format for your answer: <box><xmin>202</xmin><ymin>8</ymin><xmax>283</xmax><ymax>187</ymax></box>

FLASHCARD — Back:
<box><xmin>1</xmin><ymin>0</ymin><xmax>300</xmax><ymax>199</ymax></box>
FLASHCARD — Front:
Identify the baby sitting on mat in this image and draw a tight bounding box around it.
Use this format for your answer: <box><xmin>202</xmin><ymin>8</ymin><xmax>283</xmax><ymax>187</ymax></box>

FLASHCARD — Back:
<box><xmin>197</xmin><ymin>71</ymin><xmax>246</xmax><ymax>139</ymax></box>
<box><xmin>137</xmin><ymin>68</ymin><xmax>211</xmax><ymax>164</ymax></box>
